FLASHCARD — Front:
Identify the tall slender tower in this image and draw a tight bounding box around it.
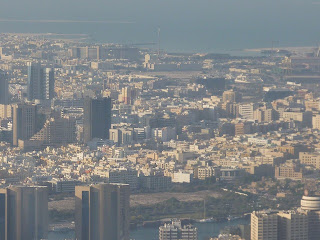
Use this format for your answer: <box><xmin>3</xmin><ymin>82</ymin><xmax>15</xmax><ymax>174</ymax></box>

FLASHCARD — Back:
<box><xmin>83</xmin><ymin>97</ymin><xmax>111</xmax><ymax>143</ymax></box>
<box><xmin>0</xmin><ymin>186</ymin><xmax>48</xmax><ymax>240</ymax></box>
<box><xmin>0</xmin><ymin>70</ymin><xmax>8</xmax><ymax>104</ymax></box>
<box><xmin>12</xmin><ymin>103</ymin><xmax>37</xmax><ymax>146</ymax></box>
<box><xmin>157</xmin><ymin>27</ymin><xmax>161</xmax><ymax>59</ymax></box>
<box><xmin>75</xmin><ymin>183</ymin><xmax>130</xmax><ymax>240</ymax></box>
<box><xmin>301</xmin><ymin>193</ymin><xmax>320</xmax><ymax>240</ymax></box>
<box><xmin>44</xmin><ymin>67</ymin><xmax>55</xmax><ymax>100</ymax></box>
<box><xmin>27</xmin><ymin>62</ymin><xmax>55</xmax><ymax>101</ymax></box>
<box><xmin>121</xmin><ymin>87</ymin><xmax>136</xmax><ymax>105</ymax></box>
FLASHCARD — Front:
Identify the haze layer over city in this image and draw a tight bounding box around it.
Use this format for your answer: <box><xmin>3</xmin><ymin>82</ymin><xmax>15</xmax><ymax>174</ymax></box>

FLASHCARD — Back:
<box><xmin>1</xmin><ymin>0</ymin><xmax>320</xmax><ymax>52</ymax></box>
<box><xmin>2</xmin><ymin>1</ymin><xmax>320</xmax><ymax>240</ymax></box>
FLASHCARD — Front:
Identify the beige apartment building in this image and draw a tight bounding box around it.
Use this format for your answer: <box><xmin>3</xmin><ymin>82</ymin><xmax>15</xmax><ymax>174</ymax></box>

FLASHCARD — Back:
<box><xmin>251</xmin><ymin>211</ymin><xmax>278</xmax><ymax>240</ymax></box>
<box><xmin>194</xmin><ymin>166</ymin><xmax>219</xmax><ymax>180</ymax></box>
<box><xmin>251</xmin><ymin>210</ymin><xmax>308</xmax><ymax>240</ymax></box>
<box><xmin>0</xmin><ymin>104</ymin><xmax>11</xmax><ymax>119</ymax></box>
<box><xmin>299</xmin><ymin>152</ymin><xmax>320</xmax><ymax>169</ymax></box>
<box><xmin>278</xmin><ymin>211</ymin><xmax>308</xmax><ymax>240</ymax></box>
<box><xmin>275</xmin><ymin>162</ymin><xmax>303</xmax><ymax>180</ymax></box>
<box><xmin>312</xmin><ymin>114</ymin><xmax>320</xmax><ymax>130</ymax></box>
<box><xmin>253</xmin><ymin>108</ymin><xmax>275</xmax><ymax>123</ymax></box>
<box><xmin>282</xmin><ymin>111</ymin><xmax>312</xmax><ymax>127</ymax></box>
<box><xmin>222</xmin><ymin>90</ymin><xmax>241</xmax><ymax>103</ymax></box>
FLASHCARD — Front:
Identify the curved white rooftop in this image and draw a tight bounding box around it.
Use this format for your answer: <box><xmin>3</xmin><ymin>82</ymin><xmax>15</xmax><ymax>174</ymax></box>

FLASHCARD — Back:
<box><xmin>301</xmin><ymin>196</ymin><xmax>320</xmax><ymax>211</ymax></box>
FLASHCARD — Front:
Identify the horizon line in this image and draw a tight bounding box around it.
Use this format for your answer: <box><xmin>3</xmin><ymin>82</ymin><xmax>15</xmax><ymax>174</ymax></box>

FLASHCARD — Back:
<box><xmin>0</xmin><ymin>19</ymin><xmax>135</xmax><ymax>24</ymax></box>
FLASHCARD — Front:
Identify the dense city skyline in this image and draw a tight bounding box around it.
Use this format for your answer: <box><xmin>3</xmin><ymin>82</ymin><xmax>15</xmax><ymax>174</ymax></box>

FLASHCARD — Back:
<box><xmin>1</xmin><ymin>1</ymin><xmax>320</xmax><ymax>240</ymax></box>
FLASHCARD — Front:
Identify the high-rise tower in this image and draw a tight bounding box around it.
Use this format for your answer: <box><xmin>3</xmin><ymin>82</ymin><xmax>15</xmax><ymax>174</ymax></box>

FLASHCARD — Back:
<box><xmin>75</xmin><ymin>183</ymin><xmax>130</xmax><ymax>240</ymax></box>
<box><xmin>0</xmin><ymin>70</ymin><xmax>8</xmax><ymax>104</ymax></box>
<box><xmin>27</xmin><ymin>62</ymin><xmax>55</xmax><ymax>101</ymax></box>
<box><xmin>301</xmin><ymin>193</ymin><xmax>320</xmax><ymax>240</ymax></box>
<box><xmin>83</xmin><ymin>97</ymin><xmax>111</xmax><ymax>143</ymax></box>
<box><xmin>12</xmin><ymin>103</ymin><xmax>37</xmax><ymax>146</ymax></box>
<box><xmin>251</xmin><ymin>211</ymin><xmax>278</xmax><ymax>240</ymax></box>
<box><xmin>0</xmin><ymin>186</ymin><xmax>48</xmax><ymax>240</ymax></box>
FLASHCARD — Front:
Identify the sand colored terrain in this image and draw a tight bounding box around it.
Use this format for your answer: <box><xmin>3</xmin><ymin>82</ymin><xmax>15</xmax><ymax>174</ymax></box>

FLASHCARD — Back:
<box><xmin>49</xmin><ymin>190</ymin><xmax>222</xmax><ymax>211</ymax></box>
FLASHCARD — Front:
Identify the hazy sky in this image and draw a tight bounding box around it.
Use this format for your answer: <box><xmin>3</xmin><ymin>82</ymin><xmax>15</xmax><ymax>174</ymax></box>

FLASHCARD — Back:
<box><xmin>0</xmin><ymin>0</ymin><xmax>318</xmax><ymax>22</ymax></box>
<box><xmin>0</xmin><ymin>0</ymin><xmax>320</xmax><ymax>51</ymax></box>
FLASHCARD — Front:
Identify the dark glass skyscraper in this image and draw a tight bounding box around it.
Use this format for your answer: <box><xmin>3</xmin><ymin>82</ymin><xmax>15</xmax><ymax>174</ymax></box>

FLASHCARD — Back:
<box><xmin>75</xmin><ymin>183</ymin><xmax>130</xmax><ymax>240</ymax></box>
<box><xmin>27</xmin><ymin>62</ymin><xmax>55</xmax><ymax>101</ymax></box>
<box><xmin>83</xmin><ymin>97</ymin><xmax>111</xmax><ymax>143</ymax></box>
<box><xmin>12</xmin><ymin>103</ymin><xmax>37</xmax><ymax>146</ymax></box>
<box><xmin>0</xmin><ymin>70</ymin><xmax>8</xmax><ymax>104</ymax></box>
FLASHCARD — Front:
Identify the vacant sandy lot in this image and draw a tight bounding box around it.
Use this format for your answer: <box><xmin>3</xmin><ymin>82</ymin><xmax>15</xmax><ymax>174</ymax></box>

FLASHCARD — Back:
<box><xmin>130</xmin><ymin>190</ymin><xmax>221</xmax><ymax>207</ymax></box>
<box><xmin>49</xmin><ymin>190</ymin><xmax>222</xmax><ymax>211</ymax></box>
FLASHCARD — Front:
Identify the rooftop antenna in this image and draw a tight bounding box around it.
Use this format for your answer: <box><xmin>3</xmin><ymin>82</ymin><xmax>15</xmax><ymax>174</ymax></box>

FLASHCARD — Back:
<box><xmin>157</xmin><ymin>27</ymin><xmax>161</xmax><ymax>59</ymax></box>
<box><xmin>316</xmin><ymin>43</ymin><xmax>320</xmax><ymax>57</ymax></box>
<box><xmin>271</xmin><ymin>40</ymin><xmax>279</xmax><ymax>58</ymax></box>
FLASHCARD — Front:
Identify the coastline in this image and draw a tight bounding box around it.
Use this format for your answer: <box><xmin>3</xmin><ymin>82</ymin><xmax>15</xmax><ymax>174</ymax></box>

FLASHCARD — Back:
<box><xmin>244</xmin><ymin>46</ymin><xmax>315</xmax><ymax>53</ymax></box>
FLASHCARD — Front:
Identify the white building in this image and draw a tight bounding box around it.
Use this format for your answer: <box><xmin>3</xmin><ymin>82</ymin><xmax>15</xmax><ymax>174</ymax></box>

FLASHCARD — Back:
<box><xmin>238</xmin><ymin>103</ymin><xmax>255</xmax><ymax>120</ymax></box>
<box><xmin>159</xmin><ymin>219</ymin><xmax>197</xmax><ymax>240</ymax></box>
<box><xmin>172</xmin><ymin>170</ymin><xmax>194</xmax><ymax>183</ymax></box>
<box><xmin>152</xmin><ymin>127</ymin><xmax>177</xmax><ymax>142</ymax></box>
